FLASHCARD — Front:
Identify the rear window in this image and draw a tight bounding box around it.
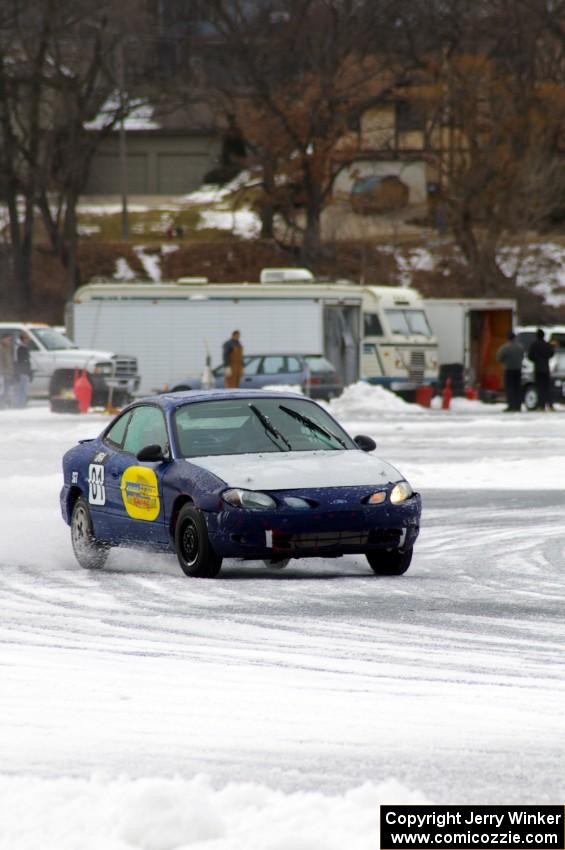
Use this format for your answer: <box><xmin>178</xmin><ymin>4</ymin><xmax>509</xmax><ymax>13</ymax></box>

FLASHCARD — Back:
<box><xmin>304</xmin><ymin>356</ymin><xmax>335</xmax><ymax>373</ymax></box>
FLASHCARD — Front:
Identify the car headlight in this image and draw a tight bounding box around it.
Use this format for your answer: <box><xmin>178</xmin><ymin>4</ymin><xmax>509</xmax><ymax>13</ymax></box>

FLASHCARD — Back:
<box><xmin>390</xmin><ymin>481</ymin><xmax>413</xmax><ymax>505</ymax></box>
<box><xmin>93</xmin><ymin>362</ymin><xmax>113</xmax><ymax>376</ymax></box>
<box><xmin>223</xmin><ymin>488</ymin><xmax>276</xmax><ymax>510</ymax></box>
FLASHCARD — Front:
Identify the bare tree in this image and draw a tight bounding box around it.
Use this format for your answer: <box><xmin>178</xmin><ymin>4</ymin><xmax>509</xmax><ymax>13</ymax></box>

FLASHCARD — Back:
<box><xmin>202</xmin><ymin>0</ymin><xmax>404</xmax><ymax>262</ymax></box>
<box><xmin>0</xmin><ymin>0</ymin><xmax>53</xmax><ymax>312</ymax></box>
<box><xmin>0</xmin><ymin>0</ymin><xmax>154</xmax><ymax>312</ymax></box>
<box><xmin>394</xmin><ymin>0</ymin><xmax>565</xmax><ymax>293</ymax></box>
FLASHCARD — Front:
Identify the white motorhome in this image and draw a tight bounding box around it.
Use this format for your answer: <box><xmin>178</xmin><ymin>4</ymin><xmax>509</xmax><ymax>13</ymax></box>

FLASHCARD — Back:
<box><xmin>424</xmin><ymin>298</ymin><xmax>517</xmax><ymax>395</ymax></box>
<box><xmin>361</xmin><ymin>286</ymin><xmax>439</xmax><ymax>391</ymax></box>
<box><xmin>68</xmin><ymin>269</ymin><xmax>363</xmax><ymax>396</ymax></box>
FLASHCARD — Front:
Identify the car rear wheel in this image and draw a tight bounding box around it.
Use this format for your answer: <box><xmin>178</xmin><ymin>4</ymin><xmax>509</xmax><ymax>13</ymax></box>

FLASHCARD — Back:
<box><xmin>366</xmin><ymin>547</ymin><xmax>413</xmax><ymax>576</ymax></box>
<box><xmin>523</xmin><ymin>384</ymin><xmax>538</xmax><ymax>411</ymax></box>
<box><xmin>175</xmin><ymin>505</ymin><xmax>222</xmax><ymax>578</ymax></box>
<box><xmin>71</xmin><ymin>496</ymin><xmax>109</xmax><ymax>570</ymax></box>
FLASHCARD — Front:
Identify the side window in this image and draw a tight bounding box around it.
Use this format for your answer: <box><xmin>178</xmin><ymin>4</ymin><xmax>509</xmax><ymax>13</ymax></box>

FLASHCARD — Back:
<box><xmin>25</xmin><ymin>335</ymin><xmax>39</xmax><ymax>351</ymax></box>
<box><xmin>243</xmin><ymin>356</ymin><xmax>261</xmax><ymax>375</ymax></box>
<box><xmin>104</xmin><ymin>411</ymin><xmax>132</xmax><ymax>449</ymax></box>
<box><xmin>287</xmin><ymin>356</ymin><xmax>302</xmax><ymax>373</ymax></box>
<box><xmin>122</xmin><ymin>406</ymin><xmax>169</xmax><ymax>456</ymax></box>
<box><xmin>262</xmin><ymin>356</ymin><xmax>286</xmax><ymax>375</ymax></box>
<box><xmin>364</xmin><ymin>313</ymin><xmax>383</xmax><ymax>337</ymax></box>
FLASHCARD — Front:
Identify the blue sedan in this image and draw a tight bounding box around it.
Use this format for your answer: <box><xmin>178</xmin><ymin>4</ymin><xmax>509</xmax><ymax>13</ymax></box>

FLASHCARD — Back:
<box><xmin>60</xmin><ymin>390</ymin><xmax>421</xmax><ymax>577</ymax></box>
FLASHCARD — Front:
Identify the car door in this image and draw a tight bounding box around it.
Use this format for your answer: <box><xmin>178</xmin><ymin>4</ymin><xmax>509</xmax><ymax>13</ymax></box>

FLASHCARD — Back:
<box><xmin>238</xmin><ymin>355</ymin><xmax>263</xmax><ymax>387</ymax></box>
<box><xmin>102</xmin><ymin>404</ymin><xmax>170</xmax><ymax>545</ymax></box>
<box><xmin>24</xmin><ymin>329</ymin><xmax>57</xmax><ymax>395</ymax></box>
<box><xmin>256</xmin><ymin>355</ymin><xmax>289</xmax><ymax>387</ymax></box>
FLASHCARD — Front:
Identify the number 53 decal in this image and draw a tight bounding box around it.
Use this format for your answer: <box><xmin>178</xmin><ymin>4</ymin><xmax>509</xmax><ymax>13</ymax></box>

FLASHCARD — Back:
<box><xmin>88</xmin><ymin>463</ymin><xmax>106</xmax><ymax>505</ymax></box>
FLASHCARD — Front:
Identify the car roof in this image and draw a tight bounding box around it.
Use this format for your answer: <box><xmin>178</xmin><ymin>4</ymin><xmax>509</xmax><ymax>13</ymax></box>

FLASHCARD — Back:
<box><xmin>135</xmin><ymin>388</ymin><xmax>311</xmax><ymax>412</ymax></box>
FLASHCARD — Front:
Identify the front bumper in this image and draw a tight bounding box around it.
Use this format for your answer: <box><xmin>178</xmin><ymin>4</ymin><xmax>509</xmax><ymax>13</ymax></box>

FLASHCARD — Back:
<box><xmin>91</xmin><ymin>375</ymin><xmax>140</xmax><ymax>405</ymax></box>
<box><xmin>206</xmin><ymin>487</ymin><xmax>421</xmax><ymax>560</ymax></box>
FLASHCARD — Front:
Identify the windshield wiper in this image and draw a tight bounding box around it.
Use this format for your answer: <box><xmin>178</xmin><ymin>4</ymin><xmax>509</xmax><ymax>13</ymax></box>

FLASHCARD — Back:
<box><xmin>278</xmin><ymin>404</ymin><xmax>347</xmax><ymax>449</ymax></box>
<box><xmin>248</xmin><ymin>403</ymin><xmax>292</xmax><ymax>451</ymax></box>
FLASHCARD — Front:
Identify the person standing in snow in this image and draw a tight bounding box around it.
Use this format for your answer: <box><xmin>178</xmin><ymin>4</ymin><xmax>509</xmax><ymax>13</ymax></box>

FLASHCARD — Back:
<box><xmin>528</xmin><ymin>329</ymin><xmax>555</xmax><ymax>410</ymax></box>
<box><xmin>496</xmin><ymin>331</ymin><xmax>524</xmax><ymax>412</ymax></box>
<box><xmin>14</xmin><ymin>332</ymin><xmax>33</xmax><ymax>407</ymax></box>
<box><xmin>0</xmin><ymin>333</ymin><xmax>15</xmax><ymax>408</ymax></box>
<box><xmin>222</xmin><ymin>330</ymin><xmax>244</xmax><ymax>388</ymax></box>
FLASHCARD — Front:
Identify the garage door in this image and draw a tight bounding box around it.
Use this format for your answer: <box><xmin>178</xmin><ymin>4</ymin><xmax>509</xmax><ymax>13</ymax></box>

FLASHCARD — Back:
<box><xmin>86</xmin><ymin>154</ymin><xmax>149</xmax><ymax>194</ymax></box>
<box><xmin>157</xmin><ymin>154</ymin><xmax>208</xmax><ymax>194</ymax></box>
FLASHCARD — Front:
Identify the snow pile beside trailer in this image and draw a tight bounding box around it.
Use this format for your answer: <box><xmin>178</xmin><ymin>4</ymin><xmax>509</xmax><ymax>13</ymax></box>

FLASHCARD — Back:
<box><xmin>0</xmin><ymin>774</ymin><xmax>427</xmax><ymax>850</ymax></box>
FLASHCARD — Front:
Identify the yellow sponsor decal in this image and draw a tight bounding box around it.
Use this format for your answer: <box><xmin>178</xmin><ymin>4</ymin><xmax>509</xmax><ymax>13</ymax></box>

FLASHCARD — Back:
<box><xmin>121</xmin><ymin>466</ymin><xmax>160</xmax><ymax>521</ymax></box>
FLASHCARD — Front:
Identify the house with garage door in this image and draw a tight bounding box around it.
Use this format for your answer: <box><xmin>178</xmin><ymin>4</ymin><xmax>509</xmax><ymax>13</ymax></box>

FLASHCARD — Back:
<box><xmin>84</xmin><ymin>100</ymin><xmax>223</xmax><ymax>196</ymax></box>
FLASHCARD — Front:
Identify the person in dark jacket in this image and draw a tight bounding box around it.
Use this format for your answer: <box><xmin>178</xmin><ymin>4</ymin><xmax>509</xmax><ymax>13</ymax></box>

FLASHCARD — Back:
<box><xmin>222</xmin><ymin>330</ymin><xmax>244</xmax><ymax>388</ymax></box>
<box><xmin>14</xmin><ymin>332</ymin><xmax>33</xmax><ymax>407</ymax></box>
<box><xmin>496</xmin><ymin>331</ymin><xmax>524</xmax><ymax>411</ymax></box>
<box><xmin>528</xmin><ymin>329</ymin><xmax>555</xmax><ymax>410</ymax></box>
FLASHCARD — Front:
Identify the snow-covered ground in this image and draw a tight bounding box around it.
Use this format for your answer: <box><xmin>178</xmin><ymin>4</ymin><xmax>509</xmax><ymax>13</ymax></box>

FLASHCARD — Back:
<box><xmin>1</xmin><ymin>389</ymin><xmax>564</xmax><ymax>849</ymax></box>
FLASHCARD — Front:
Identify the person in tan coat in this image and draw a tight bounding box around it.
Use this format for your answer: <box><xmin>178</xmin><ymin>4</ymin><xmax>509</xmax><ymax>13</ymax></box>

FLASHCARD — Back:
<box><xmin>222</xmin><ymin>330</ymin><xmax>244</xmax><ymax>388</ymax></box>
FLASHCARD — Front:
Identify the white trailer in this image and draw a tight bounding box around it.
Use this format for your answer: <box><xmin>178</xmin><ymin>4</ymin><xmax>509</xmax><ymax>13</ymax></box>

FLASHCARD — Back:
<box><xmin>68</xmin><ymin>269</ymin><xmax>363</xmax><ymax>395</ymax></box>
<box><xmin>423</xmin><ymin>297</ymin><xmax>517</xmax><ymax>394</ymax></box>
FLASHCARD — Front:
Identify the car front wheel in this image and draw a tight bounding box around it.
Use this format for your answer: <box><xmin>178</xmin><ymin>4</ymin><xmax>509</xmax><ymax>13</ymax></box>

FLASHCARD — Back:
<box><xmin>175</xmin><ymin>505</ymin><xmax>222</xmax><ymax>578</ymax></box>
<box><xmin>366</xmin><ymin>547</ymin><xmax>413</xmax><ymax>576</ymax></box>
<box><xmin>71</xmin><ymin>496</ymin><xmax>109</xmax><ymax>570</ymax></box>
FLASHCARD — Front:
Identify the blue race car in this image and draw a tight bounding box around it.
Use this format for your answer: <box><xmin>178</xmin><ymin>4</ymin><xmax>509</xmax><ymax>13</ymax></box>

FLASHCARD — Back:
<box><xmin>60</xmin><ymin>390</ymin><xmax>421</xmax><ymax>577</ymax></box>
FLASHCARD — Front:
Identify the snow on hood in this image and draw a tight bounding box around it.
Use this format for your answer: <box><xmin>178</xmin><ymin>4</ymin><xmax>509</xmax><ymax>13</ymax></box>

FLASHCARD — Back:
<box><xmin>189</xmin><ymin>449</ymin><xmax>404</xmax><ymax>490</ymax></box>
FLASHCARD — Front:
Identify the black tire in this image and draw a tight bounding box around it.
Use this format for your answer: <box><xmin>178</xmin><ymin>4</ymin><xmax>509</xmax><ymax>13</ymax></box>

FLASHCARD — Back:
<box><xmin>262</xmin><ymin>558</ymin><xmax>291</xmax><ymax>569</ymax></box>
<box><xmin>366</xmin><ymin>547</ymin><xmax>413</xmax><ymax>576</ymax></box>
<box><xmin>523</xmin><ymin>384</ymin><xmax>538</xmax><ymax>411</ymax></box>
<box><xmin>71</xmin><ymin>496</ymin><xmax>109</xmax><ymax>570</ymax></box>
<box><xmin>172</xmin><ymin>385</ymin><xmax>191</xmax><ymax>392</ymax></box>
<box><xmin>175</xmin><ymin>505</ymin><xmax>222</xmax><ymax>577</ymax></box>
<box><xmin>49</xmin><ymin>369</ymin><xmax>75</xmax><ymax>399</ymax></box>
<box><xmin>112</xmin><ymin>390</ymin><xmax>133</xmax><ymax>408</ymax></box>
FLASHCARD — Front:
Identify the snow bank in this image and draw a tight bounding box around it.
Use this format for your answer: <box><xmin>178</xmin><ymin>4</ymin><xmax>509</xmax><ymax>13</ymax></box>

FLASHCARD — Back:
<box><xmin>197</xmin><ymin>208</ymin><xmax>261</xmax><ymax>239</ymax></box>
<box><xmin>328</xmin><ymin>382</ymin><xmax>425</xmax><ymax>419</ymax></box>
<box><xmin>183</xmin><ymin>170</ymin><xmax>257</xmax><ymax>205</ymax></box>
<box><xmin>262</xmin><ymin>384</ymin><xmax>304</xmax><ymax>394</ymax></box>
<box><xmin>0</xmin><ymin>774</ymin><xmax>426</xmax><ymax>850</ymax></box>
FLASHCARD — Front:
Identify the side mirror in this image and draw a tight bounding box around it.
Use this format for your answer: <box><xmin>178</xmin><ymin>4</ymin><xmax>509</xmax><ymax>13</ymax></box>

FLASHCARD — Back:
<box><xmin>137</xmin><ymin>443</ymin><xmax>167</xmax><ymax>462</ymax></box>
<box><xmin>354</xmin><ymin>434</ymin><xmax>377</xmax><ymax>452</ymax></box>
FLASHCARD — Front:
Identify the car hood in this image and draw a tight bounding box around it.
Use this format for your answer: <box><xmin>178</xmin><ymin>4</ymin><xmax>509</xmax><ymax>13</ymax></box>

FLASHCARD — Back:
<box><xmin>46</xmin><ymin>349</ymin><xmax>115</xmax><ymax>363</ymax></box>
<box><xmin>188</xmin><ymin>450</ymin><xmax>404</xmax><ymax>490</ymax></box>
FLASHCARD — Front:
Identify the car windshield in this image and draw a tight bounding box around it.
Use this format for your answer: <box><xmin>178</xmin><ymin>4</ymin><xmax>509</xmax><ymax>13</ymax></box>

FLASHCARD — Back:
<box><xmin>174</xmin><ymin>397</ymin><xmax>356</xmax><ymax>457</ymax></box>
<box><xmin>385</xmin><ymin>309</ymin><xmax>433</xmax><ymax>337</ymax></box>
<box><xmin>33</xmin><ymin>327</ymin><xmax>76</xmax><ymax>350</ymax></box>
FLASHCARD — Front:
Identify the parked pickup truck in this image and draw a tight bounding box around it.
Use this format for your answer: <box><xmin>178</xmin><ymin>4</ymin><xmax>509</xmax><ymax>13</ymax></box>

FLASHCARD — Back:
<box><xmin>0</xmin><ymin>322</ymin><xmax>140</xmax><ymax>406</ymax></box>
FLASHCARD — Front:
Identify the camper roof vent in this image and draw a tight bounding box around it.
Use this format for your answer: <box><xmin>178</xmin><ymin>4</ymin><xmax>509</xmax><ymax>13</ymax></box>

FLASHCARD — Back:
<box><xmin>176</xmin><ymin>277</ymin><xmax>209</xmax><ymax>285</ymax></box>
<box><xmin>260</xmin><ymin>267</ymin><xmax>314</xmax><ymax>284</ymax></box>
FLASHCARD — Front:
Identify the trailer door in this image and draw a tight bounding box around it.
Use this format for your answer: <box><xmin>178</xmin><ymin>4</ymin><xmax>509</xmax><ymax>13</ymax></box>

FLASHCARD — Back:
<box><xmin>323</xmin><ymin>305</ymin><xmax>361</xmax><ymax>385</ymax></box>
<box><xmin>469</xmin><ymin>309</ymin><xmax>513</xmax><ymax>390</ymax></box>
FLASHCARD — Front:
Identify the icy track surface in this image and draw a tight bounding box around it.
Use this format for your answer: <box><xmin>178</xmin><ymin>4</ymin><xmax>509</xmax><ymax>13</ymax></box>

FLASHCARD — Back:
<box><xmin>1</xmin><ymin>397</ymin><xmax>564</xmax><ymax>849</ymax></box>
